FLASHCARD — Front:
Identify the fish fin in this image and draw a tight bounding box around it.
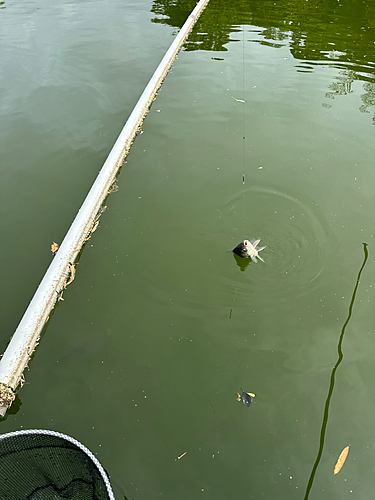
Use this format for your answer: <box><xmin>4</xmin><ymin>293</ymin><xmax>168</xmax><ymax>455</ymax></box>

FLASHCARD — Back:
<box><xmin>250</xmin><ymin>238</ymin><xmax>260</xmax><ymax>247</ymax></box>
<box><xmin>251</xmin><ymin>255</ymin><xmax>258</xmax><ymax>263</ymax></box>
<box><xmin>257</xmin><ymin>255</ymin><xmax>265</xmax><ymax>263</ymax></box>
<box><xmin>257</xmin><ymin>246</ymin><xmax>266</xmax><ymax>252</ymax></box>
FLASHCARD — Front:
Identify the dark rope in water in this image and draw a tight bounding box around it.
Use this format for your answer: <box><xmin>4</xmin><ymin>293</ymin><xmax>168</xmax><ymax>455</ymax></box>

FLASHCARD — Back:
<box><xmin>303</xmin><ymin>242</ymin><xmax>369</xmax><ymax>500</ymax></box>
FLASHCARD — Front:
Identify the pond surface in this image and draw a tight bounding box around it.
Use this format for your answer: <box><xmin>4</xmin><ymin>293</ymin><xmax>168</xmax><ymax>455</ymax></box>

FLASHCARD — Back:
<box><xmin>1</xmin><ymin>0</ymin><xmax>375</xmax><ymax>499</ymax></box>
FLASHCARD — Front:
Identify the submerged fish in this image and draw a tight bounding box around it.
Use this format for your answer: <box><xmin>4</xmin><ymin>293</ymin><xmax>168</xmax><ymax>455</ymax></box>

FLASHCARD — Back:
<box><xmin>232</xmin><ymin>239</ymin><xmax>266</xmax><ymax>263</ymax></box>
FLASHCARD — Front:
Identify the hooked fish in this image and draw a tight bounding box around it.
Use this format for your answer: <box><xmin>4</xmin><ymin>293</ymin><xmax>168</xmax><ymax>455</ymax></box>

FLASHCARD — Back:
<box><xmin>232</xmin><ymin>239</ymin><xmax>265</xmax><ymax>263</ymax></box>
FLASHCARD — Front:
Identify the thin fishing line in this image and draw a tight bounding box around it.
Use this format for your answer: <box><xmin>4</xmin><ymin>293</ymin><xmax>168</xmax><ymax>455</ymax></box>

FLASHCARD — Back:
<box><xmin>242</xmin><ymin>22</ymin><xmax>246</xmax><ymax>235</ymax></box>
<box><xmin>229</xmin><ymin>285</ymin><xmax>238</xmax><ymax>319</ymax></box>
<box><xmin>242</xmin><ymin>23</ymin><xmax>246</xmax><ymax>160</ymax></box>
<box><xmin>230</xmin><ymin>24</ymin><xmax>246</xmax><ymax>320</ymax></box>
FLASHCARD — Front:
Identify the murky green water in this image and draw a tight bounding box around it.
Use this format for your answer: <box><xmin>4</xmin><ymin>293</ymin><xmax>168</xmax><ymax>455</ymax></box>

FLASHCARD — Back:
<box><xmin>1</xmin><ymin>0</ymin><xmax>375</xmax><ymax>498</ymax></box>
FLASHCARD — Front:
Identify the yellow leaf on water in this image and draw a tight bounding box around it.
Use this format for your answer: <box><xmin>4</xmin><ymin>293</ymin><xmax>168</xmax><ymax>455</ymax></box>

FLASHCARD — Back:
<box><xmin>334</xmin><ymin>445</ymin><xmax>349</xmax><ymax>474</ymax></box>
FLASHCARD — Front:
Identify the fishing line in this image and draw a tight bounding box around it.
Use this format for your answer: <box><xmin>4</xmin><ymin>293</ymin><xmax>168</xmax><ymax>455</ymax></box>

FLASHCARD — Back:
<box><xmin>303</xmin><ymin>242</ymin><xmax>369</xmax><ymax>500</ymax></box>
<box><xmin>242</xmin><ymin>21</ymin><xmax>246</xmax><ymax>232</ymax></box>
<box><xmin>229</xmin><ymin>285</ymin><xmax>238</xmax><ymax>319</ymax></box>
<box><xmin>230</xmin><ymin>23</ymin><xmax>247</xmax><ymax>320</ymax></box>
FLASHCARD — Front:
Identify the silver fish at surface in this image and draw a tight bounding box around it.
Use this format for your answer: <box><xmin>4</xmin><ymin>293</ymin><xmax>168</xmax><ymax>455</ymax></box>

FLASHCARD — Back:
<box><xmin>232</xmin><ymin>239</ymin><xmax>265</xmax><ymax>263</ymax></box>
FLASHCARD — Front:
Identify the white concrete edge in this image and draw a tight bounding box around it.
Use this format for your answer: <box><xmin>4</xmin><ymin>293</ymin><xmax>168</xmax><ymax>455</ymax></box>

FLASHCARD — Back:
<box><xmin>0</xmin><ymin>0</ymin><xmax>210</xmax><ymax>416</ymax></box>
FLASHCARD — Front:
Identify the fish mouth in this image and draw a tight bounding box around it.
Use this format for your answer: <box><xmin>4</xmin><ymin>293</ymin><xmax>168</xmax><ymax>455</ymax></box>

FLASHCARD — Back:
<box><xmin>232</xmin><ymin>239</ymin><xmax>265</xmax><ymax>262</ymax></box>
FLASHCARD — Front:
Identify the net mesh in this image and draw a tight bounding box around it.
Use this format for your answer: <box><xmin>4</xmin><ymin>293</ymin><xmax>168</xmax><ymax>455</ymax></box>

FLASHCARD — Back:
<box><xmin>0</xmin><ymin>429</ymin><xmax>115</xmax><ymax>500</ymax></box>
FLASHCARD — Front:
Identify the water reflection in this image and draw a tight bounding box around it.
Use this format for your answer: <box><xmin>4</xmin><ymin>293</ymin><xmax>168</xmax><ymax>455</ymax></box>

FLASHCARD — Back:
<box><xmin>222</xmin><ymin>186</ymin><xmax>331</xmax><ymax>302</ymax></box>
<box><xmin>304</xmin><ymin>243</ymin><xmax>369</xmax><ymax>499</ymax></box>
<box><xmin>232</xmin><ymin>253</ymin><xmax>251</xmax><ymax>272</ymax></box>
<box><xmin>151</xmin><ymin>0</ymin><xmax>375</xmax><ymax>121</ymax></box>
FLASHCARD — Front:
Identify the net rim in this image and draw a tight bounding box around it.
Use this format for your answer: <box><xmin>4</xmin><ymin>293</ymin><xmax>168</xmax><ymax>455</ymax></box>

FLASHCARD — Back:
<box><xmin>0</xmin><ymin>428</ymin><xmax>116</xmax><ymax>500</ymax></box>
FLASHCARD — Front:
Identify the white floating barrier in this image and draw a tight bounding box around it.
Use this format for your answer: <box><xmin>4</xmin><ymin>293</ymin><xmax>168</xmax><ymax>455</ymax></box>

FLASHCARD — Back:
<box><xmin>0</xmin><ymin>0</ymin><xmax>210</xmax><ymax>417</ymax></box>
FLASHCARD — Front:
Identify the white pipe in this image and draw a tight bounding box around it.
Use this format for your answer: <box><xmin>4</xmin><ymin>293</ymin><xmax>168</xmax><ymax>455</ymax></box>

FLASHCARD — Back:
<box><xmin>0</xmin><ymin>0</ymin><xmax>210</xmax><ymax>417</ymax></box>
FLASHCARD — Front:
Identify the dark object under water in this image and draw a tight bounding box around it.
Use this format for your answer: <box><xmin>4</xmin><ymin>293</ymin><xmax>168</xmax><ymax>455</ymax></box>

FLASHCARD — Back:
<box><xmin>232</xmin><ymin>239</ymin><xmax>265</xmax><ymax>263</ymax></box>
<box><xmin>237</xmin><ymin>388</ymin><xmax>256</xmax><ymax>407</ymax></box>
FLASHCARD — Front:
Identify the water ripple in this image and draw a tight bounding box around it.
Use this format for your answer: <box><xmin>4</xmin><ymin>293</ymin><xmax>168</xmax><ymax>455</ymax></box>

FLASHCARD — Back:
<box><xmin>223</xmin><ymin>185</ymin><xmax>333</xmax><ymax>302</ymax></box>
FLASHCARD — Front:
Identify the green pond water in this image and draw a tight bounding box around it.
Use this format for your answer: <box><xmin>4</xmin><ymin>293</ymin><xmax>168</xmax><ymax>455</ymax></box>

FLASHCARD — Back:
<box><xmin>1</xmin><ymin>0</ymin><xmax>375</xmax><ymax>498</ymax></box>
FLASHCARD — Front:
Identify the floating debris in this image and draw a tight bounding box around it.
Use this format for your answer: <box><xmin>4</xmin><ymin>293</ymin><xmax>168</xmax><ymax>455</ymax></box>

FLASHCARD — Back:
<box><xmin>84</xmin><ymin>206</ymin><xmax>107</xmax><ymax>244</ymax></box>
<box><xmin>51</xmin><ymin>242</ymin><xmax>59</xmax><ymax>256</ymax></box>
<box><xmin>231</xmin><ymin>96</ymin><xmax>246</xmax><ymax>103</ymax></box>
<box><xmin>334</xmin><ymin>446</ymin><xmax>349</xmax><ymax>475</ymax></box>
<box><xmin>177</xmin><ymin>452</ymin><xmax>187</xmax><ymax>460</ymax></box>
<box><xmin>0</xmin><ymin>383</ymin><xmax>15</xmax><ymax>408</ymax></box>
<box><xmin>63</xmin><ymin>263</ymin><xmax>77</xmax><ymax>289</ymax></box>
<box><xmin>107</xmin><ymin>179</ymin><xmax>119</xmax><ymax>195</ymax></box>
<box><xmin>237</xmin><ymin>389</ymin><xmax>255</xmax><ymax>407</ymax></box>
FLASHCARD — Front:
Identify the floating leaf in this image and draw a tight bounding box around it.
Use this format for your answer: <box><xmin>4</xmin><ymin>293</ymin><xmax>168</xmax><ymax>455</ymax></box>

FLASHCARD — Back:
<box><xmin>334</xmin><ymin>445</ymin><xmax>349</xmax><ymax>474</ymax></box>
<box><xmin>51</xmin><ymin>242</ymin><xmax>59</xmax><ymax>255</ymax></box>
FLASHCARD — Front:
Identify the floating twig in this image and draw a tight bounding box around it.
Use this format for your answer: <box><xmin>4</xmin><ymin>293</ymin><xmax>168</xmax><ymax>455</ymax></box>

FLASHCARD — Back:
<box><xmin>231</xmin><ymin>96</ymin><xmax>246</xmax><ymax>103</ymax></box>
